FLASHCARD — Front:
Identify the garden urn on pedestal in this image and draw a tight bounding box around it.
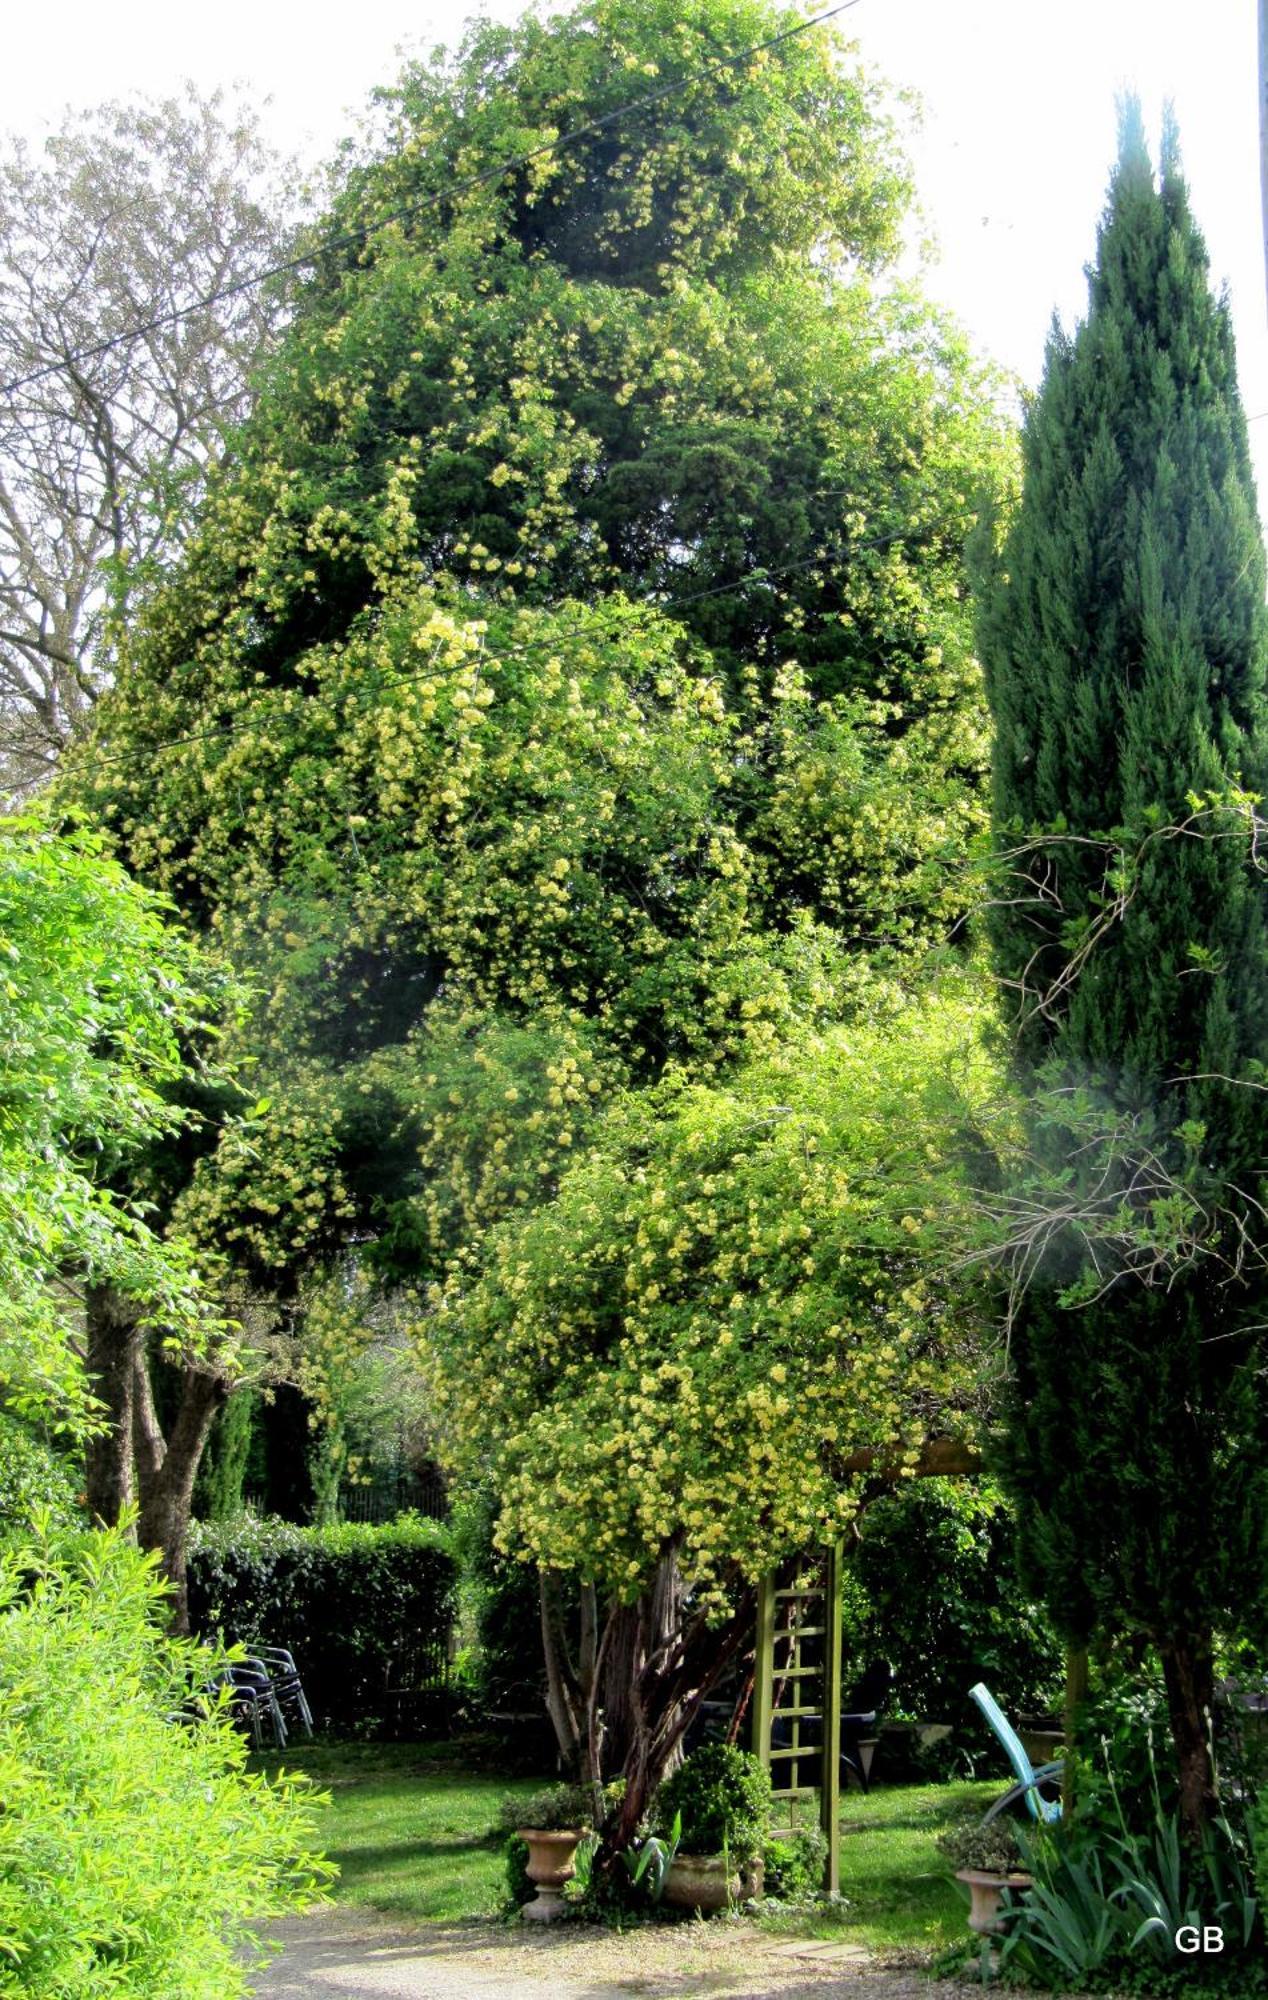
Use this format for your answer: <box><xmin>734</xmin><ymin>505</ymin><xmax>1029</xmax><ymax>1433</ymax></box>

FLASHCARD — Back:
<box><xmin>938</xmin><ymin>1815</ymin><xmax>1030</xmax><ymax>1936</ymax></box>
<box><xmin>955</xmin><ymin>1866</ymin><xmax>1032</xmax><ymax>1934</ymax></box>
<box><xmin>517</xmin><ymin>1827</ymin><xmax>585</xmax><ymax>1922</ymax></box>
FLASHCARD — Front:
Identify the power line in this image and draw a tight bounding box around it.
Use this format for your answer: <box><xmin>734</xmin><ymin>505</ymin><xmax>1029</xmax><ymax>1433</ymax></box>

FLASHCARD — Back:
<box><xmin>0</xmin><ymin>1</ymin><xmax>861</xmax><ymax>401</ymax></box>
<box><xmin>75</xmin><ymin>514</ymin><xmax>922</xmax><ymax>778</ymax></box>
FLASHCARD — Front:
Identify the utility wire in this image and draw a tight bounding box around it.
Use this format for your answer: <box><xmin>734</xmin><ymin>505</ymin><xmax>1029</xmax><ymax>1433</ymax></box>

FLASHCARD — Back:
<box><xmin>0</xmin><ymin>1</ymin><xmax>861</xmax><ymax>400</ymax></box>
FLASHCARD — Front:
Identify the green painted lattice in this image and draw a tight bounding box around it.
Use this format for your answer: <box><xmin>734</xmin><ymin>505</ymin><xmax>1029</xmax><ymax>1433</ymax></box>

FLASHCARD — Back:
<box><xmin>751</xmin><ymin>1543</ymin><xmax>843</xmax><ymax>1893</ymax></box>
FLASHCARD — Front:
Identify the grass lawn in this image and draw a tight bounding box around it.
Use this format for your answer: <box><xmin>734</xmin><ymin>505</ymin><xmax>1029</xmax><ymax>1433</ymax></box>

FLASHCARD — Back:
<box><xmin>261</xmin><ymin>1741</ymin><xmax>541</xmax><ymax>1923</ymax></box>
<box><xmin>768</xmin><ymin>1778</ymin><xmax>999</xmax><ymax>1956</ymax></box>
<box><xmin>262</xmin><ymin>1740</ymin><xmax>997</xmax><ymax>1954</ymax></box>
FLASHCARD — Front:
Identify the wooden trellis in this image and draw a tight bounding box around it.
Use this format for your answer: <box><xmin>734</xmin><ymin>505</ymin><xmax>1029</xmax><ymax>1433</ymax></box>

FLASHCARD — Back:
<box><xmin>751</xmin><ymin>1543</ymin><xmax>843</xmax><ymax>1893</ymax></box>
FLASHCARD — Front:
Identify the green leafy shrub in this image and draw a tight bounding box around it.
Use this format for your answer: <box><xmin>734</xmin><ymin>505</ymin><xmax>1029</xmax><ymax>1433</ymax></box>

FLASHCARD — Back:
<box><xmin>497</xmin><ymin>1782</ymin><xmax>594</xmax><ymax>1832</ymax></box>
<box><xmin>187</xmin><ymin>1513</ymin><xmax>456</xmax><ymax>1736</ymax></box>
<box><xmin>0</xmin><ymin>1413</ymin><xmax>81</xmax><ymax>1528</ymax></box>
<box><xmin>936</xmin><ymin>1812</ymin><xmax>1027</xmax><ymax>1875</ymax></box>
<box><xmin>0</xmin><ymin>1521</ymin><xmax>330</xmax><ymax>1998</ymax></box>
<box><xmin>762</xmin><ymin>1825</ymin><xmax>828</xmax><ymax>1901</ymax></box>
<box><xmin>448</xmin><ymin>1485</ymin><xmax>557</xmax><ymax>1760</ymax></box>
<box><xmin>847</xmin><ymin>1478</ymin><xmax>1062</xmax><ymax>1754</ymax></box>
<box><xmin>655</xmin><ymin>1743</ymin><xmax>772</xmax><ymax>1862</ymax></box>
<box><xmin>989</xmin><ymin>1673</ymin><xmax>1268</xmax><ymax>1988</ymax></box>
<box><xmin>1065</xmin><ymin>1667</ymin><xmax>1174</xmax><ymax>1837</ymax></box>
<box><xmin>504</xmin><ymin>1834</ymin><xmax>533</xmax><ymax>1910</ymax></box>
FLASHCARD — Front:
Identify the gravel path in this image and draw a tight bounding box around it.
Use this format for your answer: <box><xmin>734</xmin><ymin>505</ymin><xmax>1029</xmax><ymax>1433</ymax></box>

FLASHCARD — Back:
<box><xmin>252</xmin><ymin>1909</ymin><xmax>965</xmax><ymax>2000</ymax></box>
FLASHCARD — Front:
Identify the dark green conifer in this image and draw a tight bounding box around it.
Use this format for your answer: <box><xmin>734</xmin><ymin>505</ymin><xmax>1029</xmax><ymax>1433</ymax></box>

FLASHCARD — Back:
<box><xmin>978</xmin><ymin>103</ymin><xmax>1268</xmax><ymax>1831</ymax></box>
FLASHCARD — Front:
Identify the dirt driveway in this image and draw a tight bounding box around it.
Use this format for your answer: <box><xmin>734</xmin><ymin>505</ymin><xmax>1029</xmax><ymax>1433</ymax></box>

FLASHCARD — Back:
<box><xmin>252</xmin><ymin>1909</ymin><xmax>964</xmax><ymax>2000</ymax></box>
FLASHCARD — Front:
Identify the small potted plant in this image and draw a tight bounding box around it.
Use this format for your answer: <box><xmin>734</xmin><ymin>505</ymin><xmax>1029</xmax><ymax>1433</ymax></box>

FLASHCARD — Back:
<box><xmin>936</xmin><ymin>1814</ymin><xmax>1032</xmax><ymax>1935</ymax></box>
<box><xmin>654</xmin><ymin>1743</ymin><xmax>772</xmax><ymax>1912</ymax></box>
<box><xmin>501</xmin><ymin>1783</ymin><xmax>594</xmax><ymax>1923</ymax></box>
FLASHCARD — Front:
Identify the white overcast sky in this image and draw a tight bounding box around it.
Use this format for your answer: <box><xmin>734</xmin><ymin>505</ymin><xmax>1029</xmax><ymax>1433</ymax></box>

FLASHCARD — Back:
<box><xmin>4</xmin><ymin>0</ymin><xmax>1266</xmax><ymax>511</ymax></box>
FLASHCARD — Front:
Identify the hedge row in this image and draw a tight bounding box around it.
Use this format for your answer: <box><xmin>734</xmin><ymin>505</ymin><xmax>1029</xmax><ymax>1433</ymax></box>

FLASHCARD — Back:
<box><xmin>187</xmin><ymin>1514</ymin><xmax>457</xmax><ymax>1738</ymax></box>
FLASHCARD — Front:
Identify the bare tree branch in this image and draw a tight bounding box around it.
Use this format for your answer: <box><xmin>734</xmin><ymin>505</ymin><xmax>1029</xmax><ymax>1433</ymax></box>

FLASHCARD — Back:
<box><xmin>0</xmin><ymin>86</ymin><xmax>303</xmax><ymax>797</ymax></box>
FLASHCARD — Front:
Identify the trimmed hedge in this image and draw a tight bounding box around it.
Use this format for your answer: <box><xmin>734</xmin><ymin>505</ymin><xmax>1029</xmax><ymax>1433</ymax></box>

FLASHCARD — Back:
<box><xmin>187</xmin><ymin>1514</ymin><xmax>457</xmax><ymax>1738</ymax></box>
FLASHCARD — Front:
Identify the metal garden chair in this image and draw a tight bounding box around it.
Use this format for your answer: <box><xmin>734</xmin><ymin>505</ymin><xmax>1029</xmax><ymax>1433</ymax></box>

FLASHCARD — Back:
<box><xmin>257</xmin><ymin>1645</ymin><xmax>315</xmax><ymax>1738</ymax></box>
<box><xmin>970</xmin><ymin>1680</ymin><xmax>1063</xmax><ymax>1824</ymax></box>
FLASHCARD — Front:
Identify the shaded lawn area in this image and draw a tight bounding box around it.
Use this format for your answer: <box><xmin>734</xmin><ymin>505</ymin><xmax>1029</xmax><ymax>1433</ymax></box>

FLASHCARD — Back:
<box><xmin>262</xmin><ymin>1742</ymin><xmax>996</xmax><ymax>1953</ymax></box>
<box><xmin>259</xmin><ymin>1741</ymin><xmax>541</xmax><ymax>1924</ymax></box>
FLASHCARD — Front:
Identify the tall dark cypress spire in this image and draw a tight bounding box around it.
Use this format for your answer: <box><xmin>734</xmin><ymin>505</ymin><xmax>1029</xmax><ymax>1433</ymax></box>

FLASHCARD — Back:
<box><xmin>978</xmin><ymin>104</ymin><xmax>1268</xmax><ymax>1833</ymax></box>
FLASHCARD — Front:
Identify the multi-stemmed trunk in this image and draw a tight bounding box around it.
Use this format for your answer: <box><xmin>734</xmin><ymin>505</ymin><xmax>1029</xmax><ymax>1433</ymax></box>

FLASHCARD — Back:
<box><xmin>538</xmin><ymin>1548</ymin><xmax>757</xmax><ymax>1845</ymax></box>
<box><xmin>81</xmin><ymin>1284</ymin><xmax>228</xmax><ymax>1632</ymax></box>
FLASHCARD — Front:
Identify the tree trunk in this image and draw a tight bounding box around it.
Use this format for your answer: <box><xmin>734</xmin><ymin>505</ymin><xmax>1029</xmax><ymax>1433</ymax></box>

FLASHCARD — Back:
<box><xmin>1160</xmin><ymin>1632</ymin><xmax>1219</xmax><ymax>1837</ymax></box>
<box><xmin>82</xmin><ymin>1284</ymin><xmax>143</xmax><ymax>1526</ymax></box>
<box><xmin>540</xmin><ymin>1569</ymin><xmax>585</xmax><ymax>1773</ymax></box>
<box><xmin>610</xmin><ymin>1568</ymin><xmax>756</xmax><ymax>1854</ymax></box>
<box><xmin>132</xmin><ymin>1351</ymin><xmax>228</xmax><ymax>1634</ymax></box>
<box><xmin>1062</xmin><ymin>1645</ymin><xmax>1089</xmax><ymax>1813</ymax></box>
<box><xmin>594</xmin><ymin>1598</ymin><xmax>644</xmax><ymax>1778</ymax></box>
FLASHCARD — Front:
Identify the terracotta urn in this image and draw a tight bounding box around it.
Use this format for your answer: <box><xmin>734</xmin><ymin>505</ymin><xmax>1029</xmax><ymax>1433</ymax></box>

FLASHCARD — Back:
<box><xmin>516</xmin><ymin>1827</ymin><xmax>585</xmax><ymax>1922</ymax></box>
<box><xmin>955</xmin><ymin>1867</ymin><xmax>1032</xmax><ymax>1935</ymax></box>
<box><xmin>663</xmin><ymin>1851</ymin><xmax>762</xmax><ymax>1912</ymax></box>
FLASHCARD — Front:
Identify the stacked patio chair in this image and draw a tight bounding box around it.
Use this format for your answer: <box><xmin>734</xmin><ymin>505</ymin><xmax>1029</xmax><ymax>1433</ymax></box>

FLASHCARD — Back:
<box><xmin>217</xmin><ymin>1655</ymin><xmax>290</xmax><ymax>1750</ymax></box>
<box><xmin>207</xmin><ymin>1646</ymin><xmax>314</xmax><ymax>1750</ymax></box>
<box><xmin>256</xmin><ymin>1645</ymin><xmax>315</xmax><ymax>1740</ymax></box>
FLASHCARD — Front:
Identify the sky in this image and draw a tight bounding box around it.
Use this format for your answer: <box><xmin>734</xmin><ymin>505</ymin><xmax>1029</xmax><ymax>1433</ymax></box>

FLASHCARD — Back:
<box><xmin>3</xmin><ymin>0</ymin><xmax>1266</xmax><ymax>508</ymax></box>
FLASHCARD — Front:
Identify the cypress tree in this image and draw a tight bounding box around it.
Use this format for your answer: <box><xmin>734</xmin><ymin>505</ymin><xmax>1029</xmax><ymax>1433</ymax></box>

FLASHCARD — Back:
<box><xmin>978</xmin><ymin>103</ymin><xmax>1268</xmax><ymax>1832</ymax></box>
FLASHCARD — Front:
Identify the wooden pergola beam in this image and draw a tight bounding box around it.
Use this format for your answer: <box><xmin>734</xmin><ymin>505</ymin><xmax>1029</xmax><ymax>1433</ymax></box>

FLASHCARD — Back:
<box><xmin>836</xmin><ymin>1437</ymin><xmax>981</xmax><ymax>1480</ymax></box>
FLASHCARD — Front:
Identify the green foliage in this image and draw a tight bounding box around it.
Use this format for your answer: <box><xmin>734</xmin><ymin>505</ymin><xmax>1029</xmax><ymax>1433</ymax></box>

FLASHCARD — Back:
<box><xmin>61</xmin><ymin>0</ymin><xmax>1013</xmax><ymax>1672</ymax></box>
<box><xmin>847</xmin><ymin>1478</ymin><xmax>1062</xmax><ymax>1740</ymax></box>
<box><xmin>503</xmin><ymin>1834</ymin><xmax>533</xmax><ymax>1910</ymax></box>
<box><xmin>193</xmin><ymin>1386</ymin><xmax>260</xmax><ymax>1522</ymax></box>
<box><xmin>761</xmin><ymin>1824</ymin><xmax>828</xmax><ymax>1901</ymax></box>
<box><xmin>622</xmin><ymin>1811</ymin><xmax>682</xmax><ymax>1904</ymax></box>
<box><xmin>0</xmin><ymin>1414</ymin><xmax>80</xmax><ymax>1528</ymax></box>
<box><xmin>0</xmin><ymin>817</ymin><xmax>226</xmax><ymax>1425</ymax></box>
<box><xmin>977</xmin><ymin>108</ymin><xmax>1268</xmax><ymax>1703</ymax></box>
<box><xmin>0</xmin><ymin>1521</ymin><xmax>329</xmax><ymax>1997</ymax></box>
<box><xmin>655</xmin><ymin>1741</ymin><xmax>772</xmax><ymax>1861</ymax></box>
<box><xmin>497</xmin><ymin>1782</ymin><xmax>594</xmax><ymax>1832</ymax></box>
<box><xmin>994</xmin><ymin>1680</ymin><xmax>1267</xmax><ymax>1991</ymax></box>
<box><xmin>999</xmin><ymin>1811</ymin><xmax>1265</xmax><ymax>1992</ymax></box>
<box><xmin>186</xmin><ymin>1513</ymin><xmax>455</xmax><ymax>1736</ymax></box>
<box><xmin>1253</xmin><ymin>1794</ymin><xmax>1268</xmax><ymax>1914</ymax></box>
<box><xmin>1065</xmin><ymin>1666</ymin><xmax>1175</xmax><ymax>1836</ymax></box>
<box><xmin>429</xmin><ymin>986</ymin><xmax>996</xmax><ymax>1594</ymax></box>
<box><xmin>69</xmin><ymin>0</ymin><xmax>1012</xmax><ymax>1279</ymax></box>
<box><xmin>936</xmin><ymin>1812</ymin><xmax>1025</xmax><ymax>1875</ymax></box>
<box><xmin>448</xmin><ymin>1487</ymin><xmax>549</xmax><ymax>1719</ymax></box>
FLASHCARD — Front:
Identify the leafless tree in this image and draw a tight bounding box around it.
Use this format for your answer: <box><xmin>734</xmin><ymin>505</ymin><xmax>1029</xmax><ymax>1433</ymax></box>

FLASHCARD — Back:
<box><xmin>0</xmin><ymin>86</ymin><xmax>300</xmax><ymax>795</ymax></box>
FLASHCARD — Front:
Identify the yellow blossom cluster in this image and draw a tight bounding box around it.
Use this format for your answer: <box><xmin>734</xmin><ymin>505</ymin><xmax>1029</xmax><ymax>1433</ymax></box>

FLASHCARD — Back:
<box><xmin>424</xmin><ymin>986</ymin><xmax>999</xmax><ymax>1594</ymax></box>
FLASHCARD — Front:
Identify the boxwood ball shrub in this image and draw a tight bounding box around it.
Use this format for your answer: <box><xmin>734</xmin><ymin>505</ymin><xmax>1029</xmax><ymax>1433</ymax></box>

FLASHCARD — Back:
<box><xmin>655</xmin><ymin>1742</ymin><xmax>773</xmax><ymax>1862</ymax></box>
<box><xmin>187</xmin><ymin>1514</ymin><xmax>456</xmax><ymax>1736</ymax></box>
<box><xmin>0</xmin><ymin>1522</ymin><xmax>329</xmax><ymax>1999</ymax></box>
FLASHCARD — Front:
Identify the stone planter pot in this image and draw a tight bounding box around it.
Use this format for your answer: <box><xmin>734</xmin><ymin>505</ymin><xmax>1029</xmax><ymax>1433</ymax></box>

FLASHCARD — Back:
<box><xmin>956</xmin><ymin>1867</ymin><xmax>1032</xmax><ymax>1936</ymax></box>
<box><xmin>516</xmin><ymin>1827</ymin><xmax>585</xmax><ymax>1922</ymax></box>
<box><xmin>663</xmin><ymin>1851</ymin><xmax>762</xmax><ymax>1912</ymax></box>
